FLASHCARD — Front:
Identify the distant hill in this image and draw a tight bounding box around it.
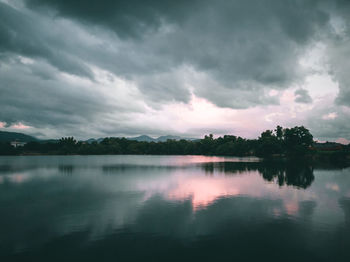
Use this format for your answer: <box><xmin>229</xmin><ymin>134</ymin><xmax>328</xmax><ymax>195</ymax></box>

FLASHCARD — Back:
<box><xmin>128</xmin><ymin>135</ymin><xmax>156</xmax><ymax>142</ymax></box>
<box><xmin>0</xmin><ymin>131</ymin><xmax>39</xmax><ymax>142</ymax></box>
<box><xmin>156</xmin><ymin>135</ymin><xmax>182</xmax><ymax>142</ymax></box>
<box><xmin>0</xmin><ymin>132</ymin><xmax>198</xmax><ymax>144</ymax></box>
<box><xmin>128</xmin><ymin>135</ymin><xmax>198</xmax><ymax>142</ymax></box>
<box><xmin>85</xmin><ymin>138</ymin><xmax>104</xmax><ymax>144</ymax></box>
<box><xmin>0</xmin><ymin>131</ymin><xmax>199</xmax><ymax>144</ymax></box>
<box><xmin>85</xmin><ymin>135</ymin><xmax>199</xmax><ymax>143</ymax></box>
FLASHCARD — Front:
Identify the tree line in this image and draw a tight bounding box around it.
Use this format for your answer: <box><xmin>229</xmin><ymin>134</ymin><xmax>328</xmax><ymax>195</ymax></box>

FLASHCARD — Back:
<box><xmin>0</xmin><ymin>126</ymin><xmax>349</xmax><ymax>159</ymax></box>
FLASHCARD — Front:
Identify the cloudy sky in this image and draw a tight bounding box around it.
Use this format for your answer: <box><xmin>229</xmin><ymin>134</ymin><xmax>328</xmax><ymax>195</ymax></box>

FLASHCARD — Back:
<box><xmin>0</xmin><ymin>0</ymin><xmax>349</xmax><ymax>142</ymax></box>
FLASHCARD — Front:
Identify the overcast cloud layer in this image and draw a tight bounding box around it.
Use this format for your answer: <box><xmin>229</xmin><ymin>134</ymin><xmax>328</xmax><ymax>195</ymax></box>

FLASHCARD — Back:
<box><xmin>0</xmin><ymin>0</ymin><xmax>349</xmax><ymax>141</ymax></box>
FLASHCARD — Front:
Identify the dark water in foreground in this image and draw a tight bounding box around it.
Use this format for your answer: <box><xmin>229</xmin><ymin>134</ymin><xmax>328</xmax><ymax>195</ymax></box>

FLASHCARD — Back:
<box><xmin>1</xmin><ymin>155</ymin><xmax>350</xmax><ymax>262</ymax></box>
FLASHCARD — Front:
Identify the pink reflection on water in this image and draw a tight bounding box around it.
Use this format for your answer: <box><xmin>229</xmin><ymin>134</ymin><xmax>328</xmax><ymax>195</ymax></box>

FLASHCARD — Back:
<box><xmin>163</xmin><ymin>155</ymin><xmax>260</xmax><ymax>167</ymax></box>
<box><xmin>325</xmin><ymin>183</ymin><xmax>340</xmax><ymax>192</ymax></box>
<box><xmin>167</xmin><ymin>176</ymin><xmax>240</xmax><ymax>210</ymax></box>
<box><xmin>137</xmin><ymin>168</ymin><xmax>312</xmax><ymax>214</ymax></box>
<box><xmin>12</xmin><ymin>174</ymin><xmax>25</xmax><ymax>183</ymax></box>
<box><xmin>163</xmin><ymin>170</ymin><xmax>266</xmax><ymax>210</ymax></box>
<box><xmin>284</xmin><ymin>201</ymin><xmax>299</xmax><ymax>215</ymax></box>
<box><xmin>5</xmin><ymin>173</ymin><xmax>29</xmax><ymax>184</ymax></box>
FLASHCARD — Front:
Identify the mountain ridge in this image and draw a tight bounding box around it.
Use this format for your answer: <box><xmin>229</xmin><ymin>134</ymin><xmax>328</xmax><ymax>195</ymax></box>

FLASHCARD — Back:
<box><xmin>0</xmin><ymin>131</ymin><xmax>39</xmax><ymax>142</ymax></box>
<box><xmin>87</xmin><ymin>135</ymin><xmax>198</xmax><ymax>143</ymax></box>
<box><xmin>0</xmin><ymin>131</ymin><xmax>198</xmax><ymax>143</ymax></box>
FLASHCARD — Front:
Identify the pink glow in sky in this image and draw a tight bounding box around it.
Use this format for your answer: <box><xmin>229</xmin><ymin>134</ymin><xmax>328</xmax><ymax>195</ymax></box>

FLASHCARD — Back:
<box><xmin>140</xmin><ymin>90</ymin><xmax>329</xmax><ymax>139</ymax></box>
<box><xmin>336</xmin><ymin>138</ymin><xmax>350</xmax><ymax>145</ymax></box>
<box><xmin>10</xmin><ymin>122</ymin><xmax>31</xmax><ymax>129</ymax></box>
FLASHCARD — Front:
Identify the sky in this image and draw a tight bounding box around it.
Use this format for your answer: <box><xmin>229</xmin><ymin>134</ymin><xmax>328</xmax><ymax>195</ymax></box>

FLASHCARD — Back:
<box><xmin>0</xmin><ymin>0</ymin><xmax>349</xmax><ymax>142</ymax></box>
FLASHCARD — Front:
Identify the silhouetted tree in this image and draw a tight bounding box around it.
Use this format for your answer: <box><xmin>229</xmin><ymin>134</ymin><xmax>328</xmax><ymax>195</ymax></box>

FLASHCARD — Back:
<box><xmin>283</xmin><ymin>126</ymin><xmax>313</xmax><ymax>156</ymax></box>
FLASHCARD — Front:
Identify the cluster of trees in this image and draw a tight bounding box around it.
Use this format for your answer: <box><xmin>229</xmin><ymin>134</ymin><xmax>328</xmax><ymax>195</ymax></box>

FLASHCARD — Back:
<box><xmin>0</xmin><ymin>126</ymin><xmax>326</xmax><ymax>158</ymax></box>
<box><xmin>255</xmin><ymin>125</ymin><xmax>315</xmax><ymax>157</ymax></box>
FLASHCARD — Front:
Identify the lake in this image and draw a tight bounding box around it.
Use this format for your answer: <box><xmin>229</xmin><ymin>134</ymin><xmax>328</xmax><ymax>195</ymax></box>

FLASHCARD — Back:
<box><xmin>0</xmin><ymin>155</ymin><xmax>350</xmax><ymax>261</ymax></box>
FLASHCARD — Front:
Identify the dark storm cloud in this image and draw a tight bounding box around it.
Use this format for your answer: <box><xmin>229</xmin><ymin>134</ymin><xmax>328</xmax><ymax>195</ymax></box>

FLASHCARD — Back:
<box><xmin>327</xmin><ymin>38</ymin><xmax>350</xmax><ymax>107</ymax></box>
<box><xmin>0</xmin><ymin>0</ymin><xmax>350</xmax><ymax>139</ymax></box>
<box><xmin>26</xmin><ymin>0</ymin><xmax>197</xmax><ymax>38</ymax></box>
<box><xmin>0</xmin><ymin>2</ymin><xmax>93</xmax><ymax>78</ymax></box>
<box><xmin>0</xmin><ymin>56</ymin><xmax>147</xmax><ymax>138</ymax></box>
<box><xmin>22</xmin><ymin>0</ymin><xmax>332</xmax><ymax>108</ymax></box>
<box><xmin>0</xmin><ymin>55</ymin><xmax>181</xmax><ymax>139</ymax></box>
<box><xmin>324</xmin><ymin>0</ymin><xmax>350</xmax><ymax>107</ymax></box>
<box><xmin>25</xmin><ymin>0</ymin><xmax>329</xmax><ymax>43</ymax></box>
<box><xmin>295</xmin><ymin>88</ymin><xmax>312</xmax><ymax>103</ymax></box>
<box><xmin>0</xmin><ymin>58</ymin><xmax>104</xmax><ymax>126</ymax></box>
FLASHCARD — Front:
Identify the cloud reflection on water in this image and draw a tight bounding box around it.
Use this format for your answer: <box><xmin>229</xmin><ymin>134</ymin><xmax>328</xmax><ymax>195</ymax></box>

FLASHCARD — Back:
<box><xmin>0</xmin><ymin>155</ymin><xmax>349</xmax><ymax>250</ymax></box>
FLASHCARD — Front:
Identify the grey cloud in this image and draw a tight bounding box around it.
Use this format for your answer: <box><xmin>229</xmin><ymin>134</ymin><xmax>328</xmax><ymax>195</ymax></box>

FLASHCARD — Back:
<box><xmin>135</xmin><ymin>70</ymin><xmax>191</xmax><ymax>105</ymax></box>
<box><xmin>0</xmin><ymin>57</ymin><xmax>185</xmax><ymax>139</ymax></box>
<box><xmin>0</xmin><ymin>57</ymin><xmax>132</xmax><ymax>138</ymax></box>
<box><xmin>337</xmin><ymin>89</ymin><xmax>350</xmax><ymax>107</ymax></box>
<box><xmin>22</xmin><ymin>0</ymin><xmax>332</xmax><ymax>108</ymax></box>
<box><xmin>307</xmin><ymin>107</ymin><xmax>350</xmax><ymax>141</ymax></box>
<box><xmin>308</xmin><ymin>117</ymin><xmax>350</xmax><ymax>141</ymax></box>
<box><xmin>1</xmin><ymin>0</ymin><xmax>350</xmax><ymax>139</ymax></box>
<box><xmin>295</xmin><ymin>88</ymin><xmax>313</xmax><ymax>103</ymax></box>
<box><xmin>327</xmin><ymin>38</ymin><xmax>350</xmax><ymax>107</ymax></box>
<box><xmin>0</xmin><ymin>2</ymin><xmax>93</xmax><ymax>78</ymax></box>
<box><xmin>25</xmin><ymin>0</ymin><xmax>198</xmax><ymax>38</ymax></box>
<box><xmin>321</xmin><ymin>0</ymin><xmax>350</xmax><ymax>107</ymax></box>
<box><xmin>195</xmin><ymin>81</ymin><xmax>280</xmax><ymax>109</ymax></box>
<box><xmin>25</xmin><ymin>0</ymin><xmax>329</xmax><ymax>43</ymax></box>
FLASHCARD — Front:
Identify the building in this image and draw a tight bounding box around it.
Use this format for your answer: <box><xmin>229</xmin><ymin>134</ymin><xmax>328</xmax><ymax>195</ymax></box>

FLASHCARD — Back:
<box><xmin>10</xmin><ymin>141</ymin><xmax>27</xmax><ymax>148</ymax></box>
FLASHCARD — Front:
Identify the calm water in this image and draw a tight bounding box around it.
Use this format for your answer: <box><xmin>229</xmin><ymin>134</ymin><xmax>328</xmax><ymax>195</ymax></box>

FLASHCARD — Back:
<box><xmin>1</xmin><ymin>155</ymin><xmax>350</xmax><ymax>262</ymax></box>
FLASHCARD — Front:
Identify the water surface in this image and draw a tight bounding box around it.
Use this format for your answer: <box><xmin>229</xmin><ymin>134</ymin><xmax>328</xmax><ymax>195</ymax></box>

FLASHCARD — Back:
<box><xmin>0</xmin><ymin>155</ymin><xmax>350</xmax><ymax>261</ymax></box>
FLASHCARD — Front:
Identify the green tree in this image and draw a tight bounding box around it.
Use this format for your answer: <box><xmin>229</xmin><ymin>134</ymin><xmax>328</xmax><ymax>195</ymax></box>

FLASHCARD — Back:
<box><xmin>257</xmin><ymin>129</ymin><xmax>282</xmax><ymax>157</ymax></box>
<box><xmin>58</xmin><ymin>137</ymin><xmax>77</xmax><ymax>154</ymax></box>
<box><xmin>275</xmin><ymin>125</ymin><xmax>283</xmax><ymax>140</ymax></box>
<box><xmin>59</xmin><ymin>137</ymin><xmax>77</xmax><ymax>146</ymax></box>
<box><xmin>283</xmin><ymin>126</ymin><xmax>313</xmax><ymax>156</ymax></box>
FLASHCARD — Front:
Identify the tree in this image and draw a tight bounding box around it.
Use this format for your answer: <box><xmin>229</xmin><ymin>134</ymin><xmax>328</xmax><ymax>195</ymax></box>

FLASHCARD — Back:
<box><xmin>275</xmin><ymin>125</ymin><xmax>283</xmax><ymax>140</ymax></box>
<box><xmin>59</xmin><ymin>137</ymin><xmax>77</xmax><ymax>146</ymax></box>
<box><xmin>257</xmin><ymin>129</ymin><xmax>282</xmax><ymax>157</ymax></box>
<box><xmin>58</xmin><ymin>137</ymin><xmax>77</xmax><ymax>154</ymax></box>
<box><xmin>283</xmin><ymin>126</ymin><xmax>313</xmax><ymax>156</ymax></box>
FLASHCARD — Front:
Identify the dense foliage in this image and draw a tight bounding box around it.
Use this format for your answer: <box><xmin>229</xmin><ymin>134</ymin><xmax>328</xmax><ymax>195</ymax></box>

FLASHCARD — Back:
<box><xmin>0</xmin><ymin>126</ymin><xmax>348</xmax><ymax>159</ymax></box>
